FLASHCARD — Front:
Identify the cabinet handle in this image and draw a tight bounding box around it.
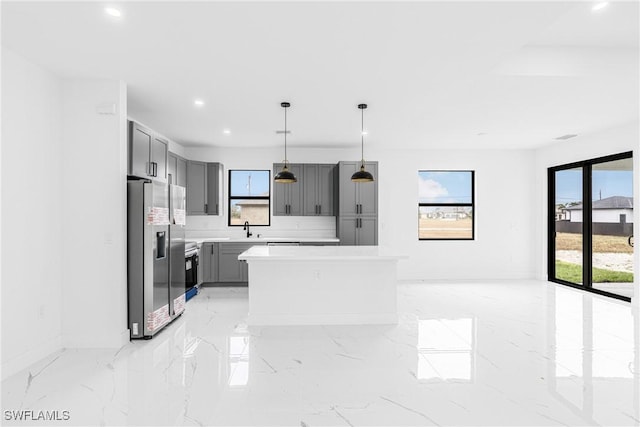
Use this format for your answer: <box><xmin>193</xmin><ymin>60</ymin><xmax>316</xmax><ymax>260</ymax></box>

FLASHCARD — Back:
<box><xmin>153</xmin><ymin>162</ymin><xmax>158</xmax><ymax>177</ymax></box>
<box><xmin>211</xmin><ymin>245</ymin><xmax>214</xmax><ymax>255</ymax></box>
<box><xmin>318</xmin><ymin>205</ymin><xmax>321</xmax><ymax>215</ymax></box>
<box><xmin>205</xmin><ymin>203</ymin><xmax>208</xmax><ymax>213</ymax></box>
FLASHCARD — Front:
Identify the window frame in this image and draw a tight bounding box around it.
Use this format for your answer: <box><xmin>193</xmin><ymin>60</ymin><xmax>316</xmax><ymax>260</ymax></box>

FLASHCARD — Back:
<box><xmin>418</xmin><ymin>170</ymin><xmax>475</xmax><ymax>241</ymax></box>
<box><xmin>227</xmin><ymin>169</ymin><xmax>271</xmax><ymax>227</ymax></box>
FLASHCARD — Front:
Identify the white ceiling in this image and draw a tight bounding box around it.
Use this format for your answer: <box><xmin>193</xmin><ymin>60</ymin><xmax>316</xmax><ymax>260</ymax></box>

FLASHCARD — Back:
<box><xmin>2</xmin><ymin>1</ymin><xmax>638</xmax><ymax>150</ymax></box>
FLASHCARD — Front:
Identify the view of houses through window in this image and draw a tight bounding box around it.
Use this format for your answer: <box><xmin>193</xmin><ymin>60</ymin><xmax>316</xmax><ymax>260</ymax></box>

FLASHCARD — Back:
<box><xmin>418</xmin><ymin>171</ymin><xmax>474</xmax><ymax>240</ymax></box>
<box><xmin>228</xmin><ymin>170</ymin><xmax>270</xmax><ymax>226</ymax></box>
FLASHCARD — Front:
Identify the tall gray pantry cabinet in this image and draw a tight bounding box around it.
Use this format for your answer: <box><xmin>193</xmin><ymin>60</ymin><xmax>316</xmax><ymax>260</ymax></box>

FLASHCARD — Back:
<box><xmin>336</xmin><ymin>161</ymin><xmax>378</xmax><ymax>245</ymax></box>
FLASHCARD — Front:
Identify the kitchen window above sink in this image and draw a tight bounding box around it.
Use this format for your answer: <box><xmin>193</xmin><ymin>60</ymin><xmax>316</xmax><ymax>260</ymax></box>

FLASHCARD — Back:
<box><xmin>229</xmin><ymin>170</ymin><xmax>271</xmax><ymax>226</ymax></box>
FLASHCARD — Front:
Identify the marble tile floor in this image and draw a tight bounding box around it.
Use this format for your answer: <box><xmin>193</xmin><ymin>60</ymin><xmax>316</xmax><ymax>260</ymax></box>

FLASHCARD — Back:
<box><xmin>2</xmin><ymin>281</ymin><xmax>639</xmax><ymax>426</ymax></box>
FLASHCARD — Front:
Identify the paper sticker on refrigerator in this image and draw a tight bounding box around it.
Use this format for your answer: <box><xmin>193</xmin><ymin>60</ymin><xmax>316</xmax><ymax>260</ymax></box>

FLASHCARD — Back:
<box><xmin>146</xmin><ymin>304</ymin><xmax>171</xmax><ymax>332</ymax></box>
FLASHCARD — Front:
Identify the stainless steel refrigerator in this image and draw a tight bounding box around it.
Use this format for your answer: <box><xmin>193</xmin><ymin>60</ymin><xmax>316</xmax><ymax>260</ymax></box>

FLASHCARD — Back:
<box><xmin>169</xmin><ymin>184</ymin><xmax>186</xmax><ymax>319</ymax></box>
<box><xmin>127</xmin><ymin>180</ymin><xmax>186</xmax><ymax>339</ymax></box>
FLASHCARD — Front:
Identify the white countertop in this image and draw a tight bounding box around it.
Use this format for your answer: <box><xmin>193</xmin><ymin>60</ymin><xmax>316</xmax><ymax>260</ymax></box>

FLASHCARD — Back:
<box><xmin>238</xmin><ymin>245</ymin><xmax>406</xmax><ymax>261</ymax></box>
<box><xmin>186</xmin><ymin>237</ymin><xmax>340</xmax><ymax>244</ymax></box>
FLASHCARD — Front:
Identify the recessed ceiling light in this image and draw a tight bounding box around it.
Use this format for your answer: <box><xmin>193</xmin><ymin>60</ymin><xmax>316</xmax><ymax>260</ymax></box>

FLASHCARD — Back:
<box><xmin>104</xmin><ymin>7</ymin><xmax>122</xmax><ymax>17</ymax></box>
<box><xmin>194</xmin><ymin>99</ymin><xmax>205</xmax><ymax>107</ymax></box>
<box><xmin>223</xmin><ymin>129</ymin><xmax>231</xmax><ymax>135</ymax></box>
<box><xmin>592</xmin><ymin>2</ymin><xmax>609</xmax><ymax>12</ymax></box>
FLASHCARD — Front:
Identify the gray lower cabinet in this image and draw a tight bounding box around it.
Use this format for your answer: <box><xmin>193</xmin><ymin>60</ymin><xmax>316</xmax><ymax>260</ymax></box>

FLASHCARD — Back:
<box><xmin>128</xmin><ymin>121</ymin><xmax>168</xmax><ymax>183</ymax></box>
<box><xmin>168</xmin><ymin>152</ymin><xmax>188</xmax><ymax>187</ymax></box>
<box><xmin>303</xmin><ymin>164</ymin><xmax>335</xmax><ymax>216</ymax></box>
<box><xmin>187</xmin><ymin>161</ymin><xmax>223</xmax><ymax>215</ymax></box>
<box><xmin>338</xmin><ymin>217</ymin><xmax>377</xmax><ymax>246</ymax></box>
<box><xmin>217</xmin><ymin>242</ymin><xmax>265</xmax><ymax>283</ymax></box>
<box><xmin>273</xmin><ymin>163</ymin><xmax>303</xmax><ymax>216</ymax></box>
<box><xmin>201</xmin><ymin>242</ymin><xmax>217</xmax><ymax>283</ymax></box>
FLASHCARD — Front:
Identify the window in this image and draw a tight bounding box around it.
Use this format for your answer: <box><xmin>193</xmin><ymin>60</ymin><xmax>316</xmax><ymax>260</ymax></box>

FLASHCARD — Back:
<box><xmin>228</xmin><ymin>170</ymin><xmax>270</xmax><ymax>226</ymax></box>
<box><xmin>418</xmin><ymin>170</ymin><xmax>474</xmax><ymax>240</ymax></box>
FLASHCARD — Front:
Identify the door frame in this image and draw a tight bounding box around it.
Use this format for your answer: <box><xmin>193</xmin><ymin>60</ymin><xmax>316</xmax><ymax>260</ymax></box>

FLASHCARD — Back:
<box><xmin>548</xmin><ymin>151</ymin><xmax>633</xmax><ymax>302</ymax></box>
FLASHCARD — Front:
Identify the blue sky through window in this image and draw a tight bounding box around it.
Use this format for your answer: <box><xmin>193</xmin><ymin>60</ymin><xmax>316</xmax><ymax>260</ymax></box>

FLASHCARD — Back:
<box><xmin>230</xmin><ymin>170</ymin><xmax>270</xmax><ymax>197</ymax></box>
<box><xmin>556</xmin><ymin>168</ymin><xmax>633</xmax><ymax>205</ymax></box>
<box><xmin>419</xmin><ymin>171</ymin><xmax>472</xmax><ymax>204</ymax></box>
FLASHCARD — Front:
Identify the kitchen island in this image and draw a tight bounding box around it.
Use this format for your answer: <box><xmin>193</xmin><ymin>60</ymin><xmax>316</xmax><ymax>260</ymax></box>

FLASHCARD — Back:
<box><xmin>238</xmin><ymin>246</ymin><xmax>405</xmax><ymax>326</ymax></box>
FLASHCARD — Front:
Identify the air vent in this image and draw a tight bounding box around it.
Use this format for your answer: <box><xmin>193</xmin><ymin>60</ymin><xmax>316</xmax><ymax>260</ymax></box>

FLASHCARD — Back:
<box><xmin>555</xmin><ymin>134</ymin><xmax>578</xmax><ymax>140</ymax></box>
<box><xmin>275</xmin><ymin>130</ymin><xmax>291</xmax><ymax>135</ymax></box>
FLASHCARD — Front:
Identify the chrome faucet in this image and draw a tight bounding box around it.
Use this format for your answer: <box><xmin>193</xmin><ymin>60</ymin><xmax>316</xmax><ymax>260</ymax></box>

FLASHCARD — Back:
<box><xmin>243</xmin><ymin>221</ymin><xmax>252</xmax><ymax>238</ymax></box>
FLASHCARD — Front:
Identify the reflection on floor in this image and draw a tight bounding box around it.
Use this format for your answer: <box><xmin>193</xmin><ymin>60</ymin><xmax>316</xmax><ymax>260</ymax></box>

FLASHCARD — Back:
<box><xmin>593</xmin><ymin>282</ymin><xmax>635</xmax><ymax>299</ymax></box>
<box><xmin>2</xmin><ymin>281</ymin><xmax>639</xmax><ymax>426</ymax></box>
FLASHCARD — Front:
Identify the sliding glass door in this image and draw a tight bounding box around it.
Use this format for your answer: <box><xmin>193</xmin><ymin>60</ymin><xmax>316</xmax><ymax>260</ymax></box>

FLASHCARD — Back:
<box><xmin>549</xmin><ymin>152</ymin><xmax>634</xmax><ymax>301</ymax></box>
<box><xmin>552</xmin><ymin>167</ymin><xmax>584</xmax><ymax>286</ymax></box>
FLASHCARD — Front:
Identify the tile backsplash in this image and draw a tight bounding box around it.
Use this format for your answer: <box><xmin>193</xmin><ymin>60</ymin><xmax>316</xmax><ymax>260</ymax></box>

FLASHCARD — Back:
<box><xmin>185</xmin><ymin>215</ymin><xmax>337</xmax><ymax>239</ymax></box>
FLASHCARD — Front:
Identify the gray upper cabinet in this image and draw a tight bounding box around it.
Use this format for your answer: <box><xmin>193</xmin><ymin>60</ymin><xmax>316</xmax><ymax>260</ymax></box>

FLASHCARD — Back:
<box><xmin>151</xmin><ymin>135</ymin><xmax>168</xmax><ymax>183</ymax></box>
<box><xmin>273</xmin><ymin>163</ymin><xmax>303</xmax><ymax>216</ymax></box>
<box><xmin>186</xmin><ymin>161</ymin><xmax>223</xmax><ymax>215</ymax></box>
<box><xmin>187</xmin><ymin>161</ymin><xmax>207</xmax><ymax>215</ymax></box>
<box><xmin>128</xmin><ymin>120</ymin><xmax>168</xmax><ymax>183</ymax></box>
<box><xmin>128</xmin><ymin>121</ymin><xmax>153</xmax><ymax>179</ymax></box>
<box><xmin>206</xmin><ymin>163</ymin><xmax>222</xmax><ymax>216</ymax></box>
<box><xmin>338</xmin><ymin>161</ymin><xmax>378</xmax><ymax>216</ymax></box>
<box><xmin>168</xmin><ymin>152</ymin><xmax>188</xmax><ymax>187</ymax></box>
<box><xmin>303</xmin><ymin>164</ymin><xmax>335</xmax><ymax>216</ymax></box>
<box><xmin>176</xmin><ymin>157</ymin><xmax>187</xmax><ymax>187</ymax></box>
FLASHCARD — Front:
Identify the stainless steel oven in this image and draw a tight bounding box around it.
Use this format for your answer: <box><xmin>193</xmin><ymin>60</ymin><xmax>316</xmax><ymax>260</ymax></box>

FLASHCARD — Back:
<box><xmin>185</xmin><ymin>242</ymin><xmax>199</xmax><ymax>300</ymax></box>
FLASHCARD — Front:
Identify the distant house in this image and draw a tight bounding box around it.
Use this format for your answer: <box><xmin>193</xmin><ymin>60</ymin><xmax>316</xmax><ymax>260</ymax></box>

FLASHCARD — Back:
<box><xmin>420</xmin><ymin>206</ymin><xmax>470</xmax><ymax>220</ymax></box>
<box><xmin>234</xmin><ymin>199</ymin><xmax>269</xmax><ymax>224</ymax></box>
<box><xmin>565</xmin><ymin>196</ymin><xmax>633</xmax><ymax>224</ymax></box>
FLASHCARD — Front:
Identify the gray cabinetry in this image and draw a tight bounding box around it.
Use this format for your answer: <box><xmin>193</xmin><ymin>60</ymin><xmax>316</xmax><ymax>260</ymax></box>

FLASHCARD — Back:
<box><xmin>186</xmin><ymin>161</ymin><xmax>223</xmax><ymax>215</ymax></box>
<box><xmin>187</xmin><ymin>161</ymin><xmax>207</xmax><ymax>215</ymax></box>
<box><xmin>201</xmin><ymin>242</ymin><xmax>217</xmax><ymax>283</ymax></box>
<box><xmin>168</xmin><ymin>152</ymin><xmax>188</xmax><ymax>187</ymax></box>
<box><xmin>273</xmin><ymin>163</ymin><xmax>303</xmax><ymax>216</ymax></box>
<box><xmin>338</xmin><ymin>161</ymin><xmax>378</xmax><ymax>216</ymax></box>
<box><xmin>206</xmin><ymin>163</ymin><xmax>222</xmax><ymax>216</ymax></box>
<box><xmin>217</xmin><ymin>242</ymin><xmax>265</xmax><ymax>283</ymax></box>
<box><xmin>303</xmin><ymin>164</ymin><xmax>335</xmax><ymax>216</ymax></box>
<box><xmin>152</xmin><ymin>135</ymin><xmax>168</xmax><ymax>182</ymax></box>
<box><xmin>337</xmin><ymin>161</ymin><xmax>378</xmax><ymax>246</ymax></box>
<box><xmin>127</xmin><ymin>121</ymin><xmax>168</xmax><ymax>183</ymax></box>
<box><xmin>129</xmin><ymin>121</ymin><xmax>152</xmax><ymax>178</ymax></box>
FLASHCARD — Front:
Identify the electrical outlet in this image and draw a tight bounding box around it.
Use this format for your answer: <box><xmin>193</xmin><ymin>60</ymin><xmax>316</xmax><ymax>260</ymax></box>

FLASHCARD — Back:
<box><xmin>38</xmin><ymin>305</ymin><xmax>45</xmax><ymax>319</ymax></box>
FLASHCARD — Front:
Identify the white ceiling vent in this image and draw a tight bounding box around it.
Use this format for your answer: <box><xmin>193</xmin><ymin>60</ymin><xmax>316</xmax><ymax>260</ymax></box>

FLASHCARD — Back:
<box><xmin>555</xmin><ymin>134</ymin><xmax>578</xmax><ymax>140</ymax></box>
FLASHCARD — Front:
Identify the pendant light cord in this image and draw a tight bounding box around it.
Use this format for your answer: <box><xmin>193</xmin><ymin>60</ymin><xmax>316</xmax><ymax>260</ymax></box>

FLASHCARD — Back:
<box><xmin>284</xmin><ymin>106</ymin><xmax>288</xmax><ymax>163</ymax></box>
<box><xmin>361</xmin><ymin>106</ymin><xmax>364</xmax><ymax>166</ymax></box>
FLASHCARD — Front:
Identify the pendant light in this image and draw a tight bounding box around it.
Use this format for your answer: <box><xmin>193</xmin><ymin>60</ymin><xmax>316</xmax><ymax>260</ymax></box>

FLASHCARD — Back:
<box><xmin>274</xmin><ymin>101</ymin><xmax>297</xmax><ymax>184</ymax></box>
<box><xmin>351</xmin><ymin>103</ymin><xmax>374</xmax><ymax>182</ymax></box>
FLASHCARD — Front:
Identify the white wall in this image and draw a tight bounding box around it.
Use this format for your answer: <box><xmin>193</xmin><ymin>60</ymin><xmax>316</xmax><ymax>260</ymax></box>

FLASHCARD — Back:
<box><xmin>61</xmin><ymin>79</ymin><xmax>129</xmax><ymax>348</ymax></box>
<box><xmin>1</xmin><ymin>47</ymin><xmax>64</xmax><ymax>379</ymax></box>
<box><xmin>534</xmin><ymin>121</ymin><xmax>639</xmax><ymax>307</ymax></box>
<box><xmin>184</xmin><ymin>145</ymin><xmax>538</xmax><ymax>280</ymax></box>
<box><xmin>377</xmin><ymin>148</ymin><xmax>537</xmax><ymax>281</ymax></box>
<box><xmin>1</xmin><ymin>49</ymin><xmax>130</xmax><ymax>379</ymax></box>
